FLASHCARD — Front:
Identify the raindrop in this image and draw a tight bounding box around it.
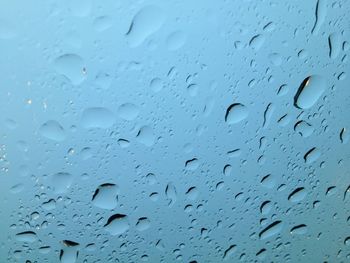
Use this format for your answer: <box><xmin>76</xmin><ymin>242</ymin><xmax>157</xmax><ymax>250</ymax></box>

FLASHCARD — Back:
<box><xmin>303</xmin><ymin>147</ymin><xmax>320</xmax><ymax>164</ymax></box>
<box><xmin>104</xmin><ymin>214</ymin><xmax>130</xmax><ymax>236</ymax></box>
<box><xmin>81</xmin><ymin>107</ymin><xmax>115</xmax><ymax>129</ymax></box>
<box><xmin>136</xmin><ymin>126</ymin><xmax>155</xmax><ymax>147</ymax></box>
<box><xmin>92</xmin><ymin>183</ymin><xmax>118</xmax><ymax>209</ymax></box>
<box><xmin>294</xmin><ymin>75</ymin><xmax>326</xmax><ymax>109</ymax></box>
<box><xmin>249</xmin><ymin>34</ymin><xmax>265</xmax><ymax>51</ymax></box>
<box><xmin>50</xmin><ymin>172</ymin><xmax>74</xmax><ymax>194</ymax></box>
<box><xmin>54</xmin><ymin>54</ymin><xmax>85</xmax><ymax>85</ymax></box>
<box><xmin>136</xmin><ymin>217</ymin><xmax>151</xmax><ymax>231</ymax></box>
<box><xmin>288</xmin><ymin>187</ymin><xmax>307</xmax><ymax>202</ymax></box>
<box><xmin>126</xmin><ymin>5</ymin><xmax>165</xmax><ymax>47</ymax></box>
<box><xmin>117</xmin><ymin>103</ymin><xmax>140</xmax><ymax>121</ymax></box>
<box><xmin>294</xmin><ymin>121</ymin><xmax>314</xmax><ymax>137</ymax></box>
<box><xmin>311</xmin><ymin>0</ymin><xmax>327</xmax><ymax>35</ymax></box>
<box><xmin>225</xmin><ymin>103</ymin><xmax>249</xmax><ymax>124</ymax></box>
<box><xmin>165</xmin><ymin>183</ymin><xmax>177</xmax><ymax>206</ymax></box>
<box><xmin>15</xmin><ymin>231</ymin><xmax>37</xmax><ymax>243</ymax></box>
<box><xmin>39</xmin><ymin>120</ymin><xmax>66</xmax><ymax>141</ymax></box>
<box><xmin>60</xmin><ymin>240</ymin><xmax>79</xmax><ymax>263</ymax></box>
<box><xmin>259</xmin><ymin>220</ymin><xmax>283</xmax><ymax>240</ymax></box>
<box><xmin>328</xmin><ymin>32</ymin><xmax>342</xmax><ymax>59</ymax></box>
<box><xmin>166</xmin><ymin>31</ymin><xmax>186</xmax><ymax>51</ymax></box>
<box><xmin>290</xmin><ymin>224</ymin><xmax>307</xmax><ymax>235</ymax></box>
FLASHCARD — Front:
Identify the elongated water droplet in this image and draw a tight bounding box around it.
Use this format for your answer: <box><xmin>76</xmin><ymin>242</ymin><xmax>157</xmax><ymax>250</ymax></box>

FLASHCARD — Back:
<box><xmin>328</xmin><ymin>32</ymin><xmax>342</xmax><ymax>59</ymax></box>
<box><xmin>15</xmin><ymin>231</ymin><xmax>37</xmax><ymax>243</ymax></box>
<box><xmin>288</xmin><ymin>187</ymin><xmax>307</xmax><ymax>202</ymax></box>
<box><xmin>303</xmin><ymin>147</ymin><xmax>320</xmax><ymax>164</ymax></box>
<box><xmin>259</xmin><ymin>220</ymin><xmax>283</xmax><ymax>240</ymax></box>
<box><xmin>311</xmin><ymin>0</ymin><xmax>327</xmax><ymax>35</ymax></box>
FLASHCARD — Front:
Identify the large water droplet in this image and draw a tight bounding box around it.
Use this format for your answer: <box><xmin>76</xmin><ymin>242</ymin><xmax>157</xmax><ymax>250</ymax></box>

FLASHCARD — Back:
<box><xmin>225</xmin><ymin>103</ymin><xmax>249</xmax><ymax>124</ymax></box>
<box><xmin>39</xmin><ymin>120</ymin><xmax>66</xmax><ymax>141</ymax></box>
<box><xmin>136</xmin><ymin>125</ymin><xmax>155</xmax><ymax>147</ymax></box>
<box><xmin>15</xmin><ymin>231</ymin><xmax>37</xmax><ymax>243</ymax></box>
<box><xmin>288</xmin><ymin>187</ymin><xmax>307</xmax><ymax>202</ymax></box>
<box><xmin>303</xmin><ymin>147</ymin><xmax>320</xmax><ymax>164</ymax></box>
<box><xmin>166</xmin><ymin>31</ymin><xmax>186</xmax><ymax>51</ymax></box>
<box><xmin>81</xmin><ymin>107</ymin><xmax>115</xmax><ymax>129</ymax></box>
<box><xmin>54</xmin><ymin>54</ymin><xmax>85</xmax><ymax>85</ymax></box>
<box><xmin>294</xmin><ymin>75</ymin><xmax>326</xmax><ymax>109</ymax></box>
<box><xmin>290</xmin><ymin>224</ymin><xmax>307</xmax><ymax>235</ymax></box>
<box><xmin>60</xmin><ymin>240</ymin><xmax>79</xmax><ymax>263</ymax></box>
<box><xmin>165</xmin><ymin>183</ymin><xmax>177</xmax><ymax>207</ymax></box>
<box><xmin>259</xmin><ymin>220</ymin><xmax>283</xmax><ymax>240</ymax></box>
<box><xmin>249</xmin><ymin>34</ymin><xmax>265</xmax><ymax>51</ymax></box>
<box><xmin>117</xmin><ymin>103</ymin><xmax>139</xmax><ymax>120</ymax></box>
<box><xmin>136</xmin><ymin>217</ymin><xmax>151</xmax><ymax>231</ymax></box>
<box><xmin>92</xmin><ymin>183</ymin><xmax>118</xmax><ymax>209</ymax></box>
<box><xmin>104</xmin><ymin>214</ymin><xmax>130</xmax><ymax>236</ymax></box>
<box><xmin>294</xmin><ymin>120</ymin><xmax>314</xmax><ymax>137</ymax></box>
<box><xmin>126</xmin><ymin>5</ymin><xmax>165</xmax><ymax>47</ymax></box>
<box><xmin>50</xmin><ymin>172</ymin><xmax>74</xmax><ymax>194</ymax></box>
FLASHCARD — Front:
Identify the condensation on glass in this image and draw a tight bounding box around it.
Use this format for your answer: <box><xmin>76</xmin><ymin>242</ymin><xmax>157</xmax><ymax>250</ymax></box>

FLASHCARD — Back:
<box><xmin>0</xmin><ymin>0</ymin><xmax>349</xmax><ymax>262</ymax></box>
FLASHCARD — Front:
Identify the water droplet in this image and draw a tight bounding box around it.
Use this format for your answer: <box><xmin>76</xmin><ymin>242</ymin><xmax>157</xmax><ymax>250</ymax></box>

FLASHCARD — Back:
<box><xmin>81</xmin><ymin>107</ymin><xmax>115</xmax><ymax>129</ymax></box>
<box><xmin>268</xmin><ymin>53</ymin><xmax>282</xmax><ymax>66</ymax></box>
<box><xmin>60</xmin><ymin>240</ymin><xmax>79</xmax><ymax>263</ymax></box>
<box><xmin>50</xmin><ymin>172</ymin><xmax>74</xmax><ymax>194</ymax></box>
<box><xmin>185</xmin><ymin>158</ymin><xmax>199</xmax><ymax>171</ymax></box>
<box><xmin>136</xmin><ymin>217</ymin><xmax>151</xmax><ymax>231</ymax></box>
<box><xmin>166</xmin><ymin>31</ymin><xmax>186</xmax><ymax>51</ymax></box>
<box><xmin>294</xmin><ymin>120</ymin><xmax>314</xmax><ymax>137</ymax></box>
<box><xmin>150</xmin><ymin>78</ymin><xmax>163</xmax><ymax>92</ymax></box>
<box><xmin>340</xmin><ymin>128</ymin><xmax>349</xmax><ymax>144</ymax></box>
<box><xmin>223</xmin><ymin>245</ymin><xmax>236</xmax><ymax>260</ymax></box>
<box><xmin>126</xmin><ymin>5</ymin><xmax>165</xmax><ymax>47</ymax></box>
<box><xmin>225</xmin><ymin>103</ymin><xmax>249</xmax><ymax>124</ymax></box>
<box><xmin>68</xmin><ymin>0</ymin><xmax>92</xmax><ymax>17</ymax></box>
<box><xmin>260</xmin><ymin>201</ymin><xmax>272</xmax><ymax>215</ymax></box>
<box><xmin>288</xmin><ymin>187</ymin><xmax>307</xmax><ymax>202</ymax></box>
<box><xmin>39</xmin><ymin>120</ymin><xmax>66</xmax><ymax>141</ymax></box>
<box><xmin>93</xmin><ymin>16</ymin><xmax>112</xmax><ymax>32</ymax></box>
<box><xmin>136</xmin><ymin>126</ymin><xmax>155</xmax><ymax>147</ymax></box>
<box><xmin>328</xmin><ymin>32</ymin><xmax>342</xmax><ymax>59</ymax></box>
<box><xmin>185</xmin><ymin>187</ymin><xmax>199</xmax><ymax>200</ymax></box>
<box><xmin>92</xmin><ymin>183</ymin><xmax>118</xmax><ymax>209</ymax></box>
<box><xmin>260</xmin><ymin>174</ymin><xmax>276</xmax><ymax>189</ymax></box>
<box><xmin>118</xmin><ymin>139</ymin><xmax>130</xmax><ymax>148</ymax></box>
<box><xmin>95</xmin><ymin>72</ymin><xmax>112</xmax><ymax>90</ymax></box>
<box><xmin>290</xmin><ymin>224</ymin><xmax>307</xmax><ymax>235</ymax></box>
<box><xmin>249</xmin><ymin>34</ymin><xmax>265</xmax><ymax>51</ymax></box>
<box><xmin>259</xmin><ymin>220</ymin><xmax>283</xmax><ymax>240</ymax></box>
<box><xmin>311</xmin><ymin>0</ymin><xmax>327</xmax><ymax>35</ymax></box>
<box><xmin>117</xmin><ymin>103</ymin><xmax>139</xmax><ymax>121</ymax></box>
<box><xmin>165</xmin><ymin>183</ymin><xmax>177</xmax><ymax>207</ymax></box>
<box><xmin>10</xmin><ymin>183</ymin><xmax>24</xmax><ymax>194</ymax></box>
<box><xmin>303</xmin><ymin>147</ymin><xmax>320</xmax><ymax>164</ymax></box>
<box><xmin>15</xmin><ymin>231</ymin><xmax>37</xmax><ymax>243</ymax></box>
<box><xmin>104</xmin><ymin>214</ymin><xmax>129</xmax><ymax>236</ymax></box>
<box><xmin>262</xmin><ymin>103</ymin><xmax>275</xmax><ymax>128</ymax></box>
<box><xmin>54</xmin><ymin>54</ymin><xmax>85</xmax><ymax>85</ymax></box>
<box><xmin>294</xmin><ymin>75</ymin><xmax>326</xmax><ymax>109</ymax></box>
